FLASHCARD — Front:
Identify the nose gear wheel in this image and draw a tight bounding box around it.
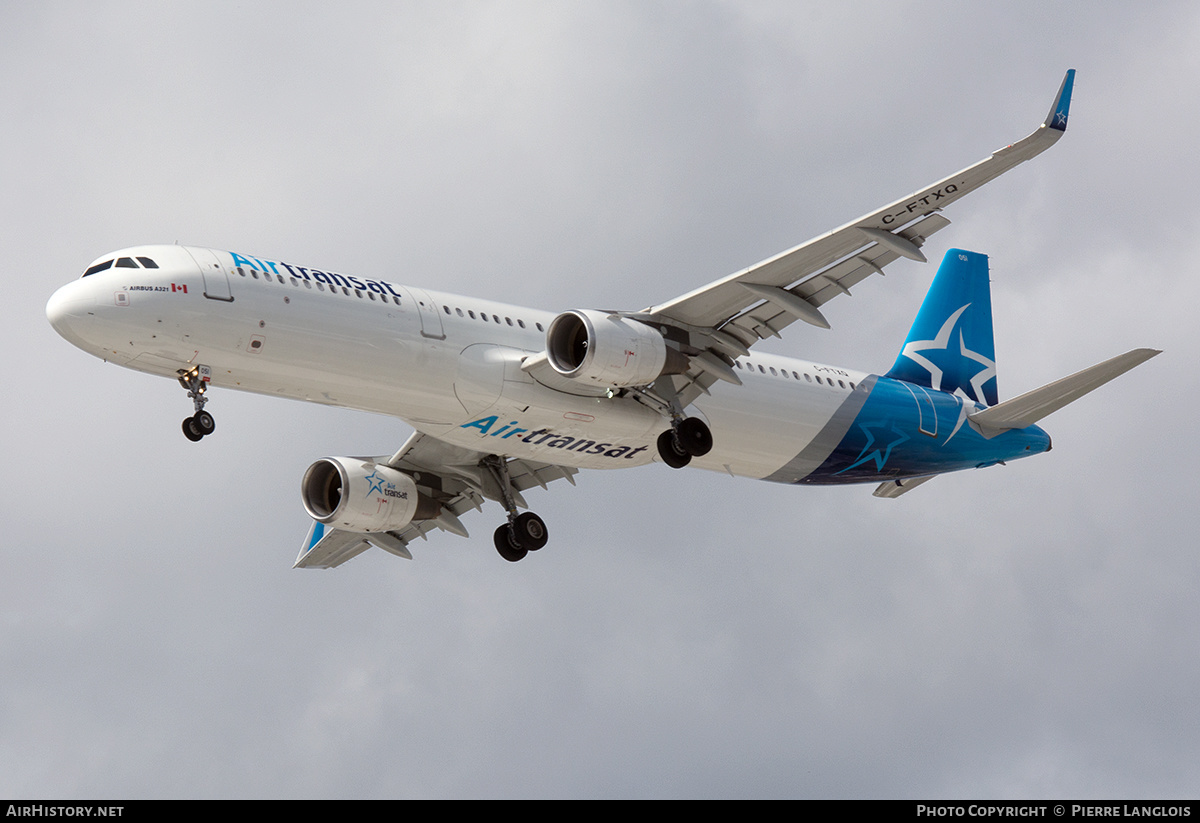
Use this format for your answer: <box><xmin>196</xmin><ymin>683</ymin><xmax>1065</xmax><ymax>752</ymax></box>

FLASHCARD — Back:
<box><xmin>177</xmin><ymin>366</ymin><xmax>215</xmax><ymax>441</ymax></box>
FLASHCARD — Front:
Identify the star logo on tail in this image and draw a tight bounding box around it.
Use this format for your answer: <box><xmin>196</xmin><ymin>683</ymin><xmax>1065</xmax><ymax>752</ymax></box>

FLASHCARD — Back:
<box><xmin>899</xmin><ymin>303</ymin><xmax>996</xmax><ymax>404</ymax></box>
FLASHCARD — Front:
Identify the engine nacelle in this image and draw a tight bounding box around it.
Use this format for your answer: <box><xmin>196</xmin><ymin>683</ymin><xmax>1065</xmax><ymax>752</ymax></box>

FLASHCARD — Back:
<box><xmin>301</xmin><ymin>457</ymin><xmax>435</xmax><ymax>533</ymax></box>
<box><xmin>545</xmin><ymin>309</ymin><xmax>684</xmax><ymax>387</ymax></box>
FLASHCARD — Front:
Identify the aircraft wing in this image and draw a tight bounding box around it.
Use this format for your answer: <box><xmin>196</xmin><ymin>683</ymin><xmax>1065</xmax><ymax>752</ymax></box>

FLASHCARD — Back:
<box><xmin>294</xmin><ymin>431</ymin><xmax>578</xmax><ymax>568</ymax></box>
<box><xmin>633</xmin><ymin>70</ymin><xmax>1075</xmax><ymax>406</ymax></box>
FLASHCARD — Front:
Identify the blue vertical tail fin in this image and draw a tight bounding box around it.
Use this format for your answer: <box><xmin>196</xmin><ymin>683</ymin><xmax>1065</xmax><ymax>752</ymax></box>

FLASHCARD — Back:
<box><xmin>884</xmin><ymin>249</ymin><xmax>999</xmax><ymax>406</ymax></box>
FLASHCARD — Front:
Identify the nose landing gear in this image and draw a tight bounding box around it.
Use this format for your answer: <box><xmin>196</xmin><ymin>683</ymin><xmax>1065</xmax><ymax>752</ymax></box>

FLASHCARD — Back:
<box><xmin>177</xmin><ymin>366</ymin><xmax>216</xmax><ymax>441</ymax></box>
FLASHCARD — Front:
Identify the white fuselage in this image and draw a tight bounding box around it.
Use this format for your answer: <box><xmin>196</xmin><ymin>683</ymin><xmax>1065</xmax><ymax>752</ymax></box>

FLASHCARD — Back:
<box><xmin>47</xmin><ymin>244</ymin><xmax>868</xmax><ymax>480</ymax></box>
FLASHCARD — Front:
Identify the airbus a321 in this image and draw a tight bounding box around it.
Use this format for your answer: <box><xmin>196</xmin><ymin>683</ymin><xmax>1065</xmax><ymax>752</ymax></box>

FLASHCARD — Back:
<box><xmin>46</xmin><ymin>70</ymin><xmax>1159</xmax><ymax>566</ymax></box>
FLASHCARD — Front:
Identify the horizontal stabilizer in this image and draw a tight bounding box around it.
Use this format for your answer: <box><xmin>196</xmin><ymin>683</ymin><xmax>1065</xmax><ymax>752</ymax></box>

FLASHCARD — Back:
<box><xmin>968</xmin><ymin>348</ymin><xmax>1160</xmax><ymax>439</ymax></box>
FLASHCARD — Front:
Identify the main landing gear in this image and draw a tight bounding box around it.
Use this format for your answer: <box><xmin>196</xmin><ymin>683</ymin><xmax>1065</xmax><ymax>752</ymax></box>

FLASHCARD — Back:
<box><xmin>656</xmin><ymin>416</ymin><xmax>712</xmax><ymax>469</ymax></box>
<box><xmin>485</xmin><ymin>456</ymin><xmax>549</xmax><ymax>562</ymax></box>
<box><xmin>493</xmin><ymin>511</ymin><xmax>548</xmax><ymax>563</ymax></box>
<box><xmin>177</xmin><ymin>366</ymin><xmax>216</xmax><ymax>442</ymax></box>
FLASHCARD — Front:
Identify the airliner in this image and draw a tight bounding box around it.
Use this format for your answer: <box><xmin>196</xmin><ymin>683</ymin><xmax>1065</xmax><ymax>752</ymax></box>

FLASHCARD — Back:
<box><xmin>45</xmin><ymin>69</ymin><xmax>1159</xmax><ymax>567</ymax></box>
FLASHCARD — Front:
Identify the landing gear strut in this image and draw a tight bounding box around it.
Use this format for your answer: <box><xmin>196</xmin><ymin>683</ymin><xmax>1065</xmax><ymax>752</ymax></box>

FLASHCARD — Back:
<box><xmin>485</xmin><ymin>456</ymin><xmax>549</xmax><ymax>562</ymax></box>
<box><xmin>656</xmin><ymin>416</ymin><xmax>712</xmax><ymax>469</ymax></box>
<box><xmin>177</xmin><ymin>366</ymin><xmax>215</xmax><ymax>442</ymax></box>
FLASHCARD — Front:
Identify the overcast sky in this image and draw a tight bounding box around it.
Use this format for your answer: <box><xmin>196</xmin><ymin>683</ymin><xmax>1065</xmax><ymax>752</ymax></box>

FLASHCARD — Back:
<box><xmin>3</xmin><ymin>1</ymin><xmax>1198</xmax><ymax>799</ymax></box>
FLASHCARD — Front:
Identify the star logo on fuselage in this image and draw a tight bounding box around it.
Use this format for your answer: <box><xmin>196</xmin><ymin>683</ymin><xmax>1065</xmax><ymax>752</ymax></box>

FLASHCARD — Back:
<box><xmin>837</xmin><ymin>420</ymin><xmax>911</xmax><ymax>474</ymax></box>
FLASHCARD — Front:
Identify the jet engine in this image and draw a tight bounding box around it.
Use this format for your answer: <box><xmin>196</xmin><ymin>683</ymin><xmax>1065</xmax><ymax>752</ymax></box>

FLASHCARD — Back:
<box><xmin>545</xmin><ymin>309</ymin><xmax>687</xmax><ymax>388</ymax></box>
<box><xmin>301</xmin><ymin>457</ymin><xmax>438</xmax><ymax>533</ymax></box>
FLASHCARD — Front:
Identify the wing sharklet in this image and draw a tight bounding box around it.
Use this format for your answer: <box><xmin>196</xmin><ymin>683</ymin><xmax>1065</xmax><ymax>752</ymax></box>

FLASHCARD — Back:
<box><xmin>294</xmin><ymin>521</ymin><xmax>372</xmax><ymax>569</ymax></box>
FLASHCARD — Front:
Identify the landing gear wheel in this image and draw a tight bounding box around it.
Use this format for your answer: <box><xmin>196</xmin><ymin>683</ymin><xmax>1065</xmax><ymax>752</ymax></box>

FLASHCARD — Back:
<box><xmin>494</xmin><ymin>524</ymin><xmax>528</xmax><ymax>562</ymax></box>
<box><xmin>675</xmin><ymin>417</ymin><xmax>713</xmax><ymax>457</ymax></box>
<box><xmin>182</xmin><ymin>417</ymin><xmax>204</xmax><ymax>442</ymax></box>
<box><xmin>512</xmin><ymin>511</ymin><xmax>548</xmax><ymax>551</ymax></box>
<box><xmin>193</xmin><ymin>410</ymin><xmax>215</xmax><ymax>436</ymax></box>
<box><xmin>657</xmin><ymin>430</ymin><xmax>691</xmax><ymax>469</ymax></box>
<box><xmin>177</xmin><ymin>366</ymin><xmax>214</xmax><ymax>441</ymax></box>
<box><xmin>492</xmin><ymin>512</ymin><xmax>549</xmax><ymax>561</ymax></box>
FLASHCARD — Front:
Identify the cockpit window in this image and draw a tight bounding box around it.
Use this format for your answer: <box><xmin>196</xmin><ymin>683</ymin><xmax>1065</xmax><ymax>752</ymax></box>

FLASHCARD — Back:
<box><xmin>82</xmin><ymin>255</ymin><xmax>160</xmax><ymax>277</ymax></box>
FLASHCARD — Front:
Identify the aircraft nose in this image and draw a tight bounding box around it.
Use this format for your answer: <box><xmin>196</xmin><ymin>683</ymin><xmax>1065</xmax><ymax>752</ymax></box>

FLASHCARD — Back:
<box><xmin>46</xmin><ymin>280</ymin><xmax>96</xmax><ymax>347</ymax></box>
